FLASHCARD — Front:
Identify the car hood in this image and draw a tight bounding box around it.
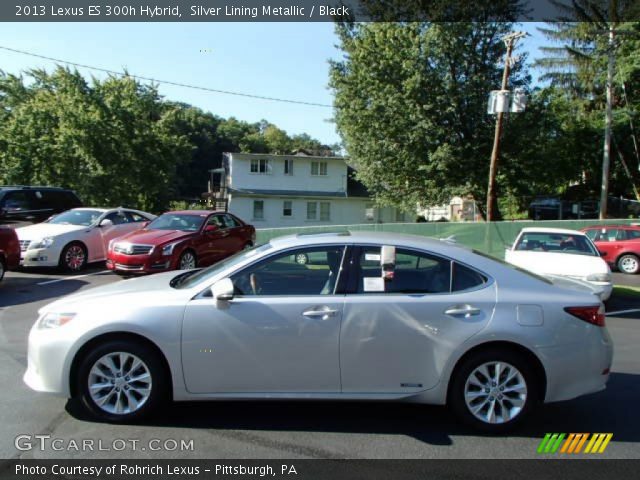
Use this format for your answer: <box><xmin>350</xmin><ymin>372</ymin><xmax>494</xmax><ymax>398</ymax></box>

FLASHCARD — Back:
<box><xmin>16</xmin><ymin>223</ymin><xmax>87</xmax><ymax>239</ymax></box>
<box><xmin>505</xmin><ymin>250</ymin><xmax>609</xmax><ymax>277</ymax></box>
<box><xmin>117</xmin><ymin>228</ymin><xmax>193</xmax><ymax>245</ymax></box>
<box><xmin>40</xmin><ymin>271</ymin><xmax>186</xmax><ymax>314</ymax></box>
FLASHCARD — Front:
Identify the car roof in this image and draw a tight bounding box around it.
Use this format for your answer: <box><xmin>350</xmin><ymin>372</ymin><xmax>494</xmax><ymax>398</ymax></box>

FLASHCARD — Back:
<box><xmin>519</xmin><ymin>227</ymin><xmax>586</xmax><ymax>236</ymax></box>
<box><xmin>163</xmin><ymin>210</ymin><xmax>221</xmax><ymax>215</ymax></box>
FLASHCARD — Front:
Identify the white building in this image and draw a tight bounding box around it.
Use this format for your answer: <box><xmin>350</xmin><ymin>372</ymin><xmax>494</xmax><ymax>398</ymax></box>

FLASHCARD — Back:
<box><xmin>217</xmin><ymin>152</ymin><xmax>409</xmax><ymax>228</ymax></box>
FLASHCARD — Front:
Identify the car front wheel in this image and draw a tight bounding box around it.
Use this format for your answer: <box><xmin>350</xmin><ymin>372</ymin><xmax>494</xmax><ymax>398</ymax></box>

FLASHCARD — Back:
<box><xmin>76</xmin><ymin>340</ymin><xmax>167</xmax><ymax>422</ymax></box>
<box><xmin>60</xmin><ymin>242</ymin><xmax>87</xmax><ymax>272</ymax></box>
<box><xmin>449</xmin><ymin>350</ymin><xmax>538</xmax><ymax>433</ymax></box>
<box><xmin>617</xmin><ymin>254</ymin><xmax>640</xmax><ymax>274</ymax></box>
<box><xmin>179</xmin><ymin>250</ymin><xmax>197</xmax><ymax>270</ymax></box>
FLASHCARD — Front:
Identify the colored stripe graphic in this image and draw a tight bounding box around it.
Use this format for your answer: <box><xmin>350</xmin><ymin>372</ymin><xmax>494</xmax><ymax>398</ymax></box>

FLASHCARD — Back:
<box><xmin>539</xmin><ymin>433</ymin><xmax>613</xmax><ymax>454</ymax></box>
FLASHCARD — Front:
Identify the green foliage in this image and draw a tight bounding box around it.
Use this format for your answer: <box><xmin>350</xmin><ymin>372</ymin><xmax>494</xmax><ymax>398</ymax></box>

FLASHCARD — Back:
<box><xmin>0</xmin><ymin>67</ymin><xmax>333</xmax><ymax>213</ymax></box>
<box><xmin>329</xmin><ymin>21</ymin><xmax>530</xmax><ymax>216</ymax></box>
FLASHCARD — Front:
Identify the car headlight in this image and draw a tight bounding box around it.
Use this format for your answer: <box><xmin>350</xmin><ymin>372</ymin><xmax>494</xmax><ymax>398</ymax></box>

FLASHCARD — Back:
<box><xmin>29</xmin><ymin>237</ymin><xmax>54</xmax><ymax>249</ymax></box>
<box><xmin>161</xmin><ymin>242</ymin><xmax>178</xmax><ymax>256</ymax></box>
<box><xmin>37</xmin><ymin>312</ymin><xmax>76</xmax><ymax>329</ymax></box>
<box><xmin>586</xmin><ymin>273</ymin><xmax>611</xmax><ymax>282</ymax></box>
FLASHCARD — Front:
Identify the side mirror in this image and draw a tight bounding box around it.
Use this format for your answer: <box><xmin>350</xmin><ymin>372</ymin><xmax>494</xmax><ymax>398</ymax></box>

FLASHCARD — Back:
<box><xmin>211</xmin><ymin>278</ymin><xmax>234</xmax><ymax>301</ymax></box>
<box><xmin>381</xmin><ymin>245</ymin><xmax>396</xmax><ymax>280</ymax></box>
<box><xmin>204</xmin><ymin>224</ymin><xmax>219</xmax><ymax>234</ymax></box>
<box><xmin>99</xmin><ymin>218</ymin><xmax>113</xmax><ymax>227</ymax></box>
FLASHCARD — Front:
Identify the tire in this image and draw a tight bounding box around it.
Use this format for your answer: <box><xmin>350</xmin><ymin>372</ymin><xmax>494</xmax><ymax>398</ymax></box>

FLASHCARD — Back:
<box><xmin>295</xmin><ymin>253</ymin><xmax>309</xmax><ymax>265</ymax></box>
<box><xmin>178</xmin><ymin>250</ymin><xmax>197</xmax><ymax>270</ymax></box>
<box><xmin>59</xmin><ymin>242</ymin><xmax>88</xmax><ymax>272</ymax></box>
<box><xmin>617</xmin><ymin>254</ymin><xmax>640</xmax><ymax>274</ymax></box>
<box><xmin>0</xmin><ymin>257</ymin><xmax>5</xmax><ymax>282</ymax></box>
<box><xmin>76</xmin><ymin>339</ymin><xmax>167</xmax><ymax>423</ymax></box>
<box><xmin>449</xmin><ymin>349</ymin><xmax>539</xmax><ymax>433</ymax></box>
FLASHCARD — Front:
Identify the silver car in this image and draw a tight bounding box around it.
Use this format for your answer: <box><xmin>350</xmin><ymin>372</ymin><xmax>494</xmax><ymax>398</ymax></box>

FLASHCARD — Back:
<box><xmin>24</xmin><ymin>232</ymin><xmax>613</xmax><ymax>432</ymax></box>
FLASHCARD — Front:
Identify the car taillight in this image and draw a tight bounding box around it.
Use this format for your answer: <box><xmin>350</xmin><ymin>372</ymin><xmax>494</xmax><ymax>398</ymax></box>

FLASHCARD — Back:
<box><xmin>564</xmin><ymin>306</ymin><xmax>605</xmax><ymax>327</ymax></box>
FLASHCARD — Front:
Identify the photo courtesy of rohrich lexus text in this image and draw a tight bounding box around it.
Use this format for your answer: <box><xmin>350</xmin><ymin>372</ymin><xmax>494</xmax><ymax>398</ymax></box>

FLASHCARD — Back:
<box><xmin>0</xmin><ymin>1</ymin><xmax>639</xmax><ymax>479</ymax></box>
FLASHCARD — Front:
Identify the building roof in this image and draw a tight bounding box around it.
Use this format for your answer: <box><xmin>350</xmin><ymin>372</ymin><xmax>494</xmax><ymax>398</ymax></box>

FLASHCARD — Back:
<box><xmin>229</xmin><ymin>188</ymin><xmax>347</xmax><ymax>198</ymax></box>
<box><xmin>224</xmin><ymin>151</ymin><xmax>346</xmax><ymax>161</ymax></box>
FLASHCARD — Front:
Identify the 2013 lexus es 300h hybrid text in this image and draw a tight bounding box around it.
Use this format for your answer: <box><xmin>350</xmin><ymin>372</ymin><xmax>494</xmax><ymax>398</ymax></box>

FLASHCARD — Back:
<box><xmin>24</xmin><ymin>232</ymin><xmax>613</xmax><ymax>432</ymax></box>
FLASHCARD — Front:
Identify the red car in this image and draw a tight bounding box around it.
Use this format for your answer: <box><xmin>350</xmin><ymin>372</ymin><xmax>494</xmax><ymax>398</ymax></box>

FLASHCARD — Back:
<box><xmin>0</xmin><ymin>226</ymin><xmax>20</xmax><ymax>281</ymax></box>
<box><xmin>106</xmin><ymin>210</ymin><xmax>255</xmax><ymax>275</ymax></box>
<box><xmin>582</xmin><ymin>224</ymin><xmax>640</xmax><ymax>274</ymax></box>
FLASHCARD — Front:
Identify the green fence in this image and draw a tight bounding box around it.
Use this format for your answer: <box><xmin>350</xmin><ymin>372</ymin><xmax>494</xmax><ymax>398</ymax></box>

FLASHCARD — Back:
<box><xmin>256</xmin><ymin>219</ymin><xmax>637</xmax><ymax>260</ymax></box>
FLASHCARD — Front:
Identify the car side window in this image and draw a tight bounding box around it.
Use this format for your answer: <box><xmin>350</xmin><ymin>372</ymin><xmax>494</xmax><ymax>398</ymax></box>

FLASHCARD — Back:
<box><xmin>208</xmin><ymin>215</ymin><xmax>225</xmax><ymax>229</ymax></box>
<box><xmin>230</xmin><ymin>246</ymin><xmax>346</xmax><ymax>296</ymax></box>
<box><xmin>355</xmin><ymin>247</ymin><xmax>451</xmax><ymax>294</ymax></box>
<box><xmin>223</xmin><ymin>214</ymin><xmax>239</xmax><ymax>228</ymax></box>
<box><xmin>626</xmin><ymin>229</ymin><xmax>640</xmax><ymax>240</ymax></box>
<box><xmin>452</xmin><ymin>262</ymin><xmax>487</xmax><ymax>292</ymax></box>
<box><xmin>605</xmin><ymin>229</ymin><xmax>619</xmax><ymax>241</ymax></box>
<box><xmin>126</xmin><ymin>212</ymin><xmax>148</xmax><ymax>222</ymax></box>
<box><xmin>1</xmin><ymin>191</ymin><xmax>32</xmax><ymax>211</ymax></box>
<box><xmin>105</xmin><ymin>211</ymin><xmax>129</xmax><ymax>225</ymax></box>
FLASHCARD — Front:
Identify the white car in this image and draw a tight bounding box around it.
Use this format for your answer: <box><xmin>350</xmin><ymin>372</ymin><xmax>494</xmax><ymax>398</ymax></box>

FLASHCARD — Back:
<box><xmin>505</xmin><ymin>227</ymin><xmax>612</xmax><ymax>301</ymax></box>
<box><xmin>17</xmin><ymin>208</ymin><xmax>155</xmax><ymax>271</ymax></box>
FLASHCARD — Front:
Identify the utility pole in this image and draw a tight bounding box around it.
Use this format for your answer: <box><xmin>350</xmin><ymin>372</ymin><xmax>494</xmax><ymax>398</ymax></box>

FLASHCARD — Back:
<box><xmin>486</xmin><ymin>32</ymin><xmax>526</xmax><ymax>222</ymax></box>
<box><xmin>600</xmin><ymin>23</ymin><xmax>615</xmax><ymax>219</ymax></box>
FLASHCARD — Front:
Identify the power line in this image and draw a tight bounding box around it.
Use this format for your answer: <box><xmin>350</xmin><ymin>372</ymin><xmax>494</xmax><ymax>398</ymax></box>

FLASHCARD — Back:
<box><xmin>0</xmin><ymin>45</ymin><xmax>333</xmax><ymax>108</ymax></box>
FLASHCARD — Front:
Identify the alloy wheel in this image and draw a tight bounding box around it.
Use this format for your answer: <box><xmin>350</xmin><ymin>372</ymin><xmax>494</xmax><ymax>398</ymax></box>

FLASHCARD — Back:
<box><xmin>88</xmin><ymin>352</ymin><xmax>152</xmax><ymax>415</ymax></box>
<box><xmin>180</xmin><ymin>252</ymin><xmax>196</xmax><ymax>270</ymax></box>
<box><xmin>464</xmin><ymin>361</ymin><xmax>527</xmax><ymax>424</ymax></box>
<box><xmin>619</xmin><ymin>255</ymin><xmax>639</xmax><ymax>274</ymax></box>
<box><xmin>65</xmin><ymin>245</ymin><xmax>86</xmax><ymax>271</ymax></box>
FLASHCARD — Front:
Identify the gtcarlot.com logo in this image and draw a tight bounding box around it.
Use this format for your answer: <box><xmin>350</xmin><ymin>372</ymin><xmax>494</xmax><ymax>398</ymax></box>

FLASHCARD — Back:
<box><xmin>537</xmin><ymin>433</ymin><xmax>613</xmax><ymax>454</ymax></box>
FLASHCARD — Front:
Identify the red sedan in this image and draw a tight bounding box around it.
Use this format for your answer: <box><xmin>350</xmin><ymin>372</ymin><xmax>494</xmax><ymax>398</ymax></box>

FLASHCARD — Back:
<box><xmin>582</xmin><ymin>224</ymin><xmax>640</xmax><ymax>274</ymax></box>
<box><xmin>0</xmin><ymin>226</ymin><xmax>20</xmax><ymax>282</ymax></box>
<box><xmin>106</xmin><ymin>210</ymin><xmax>255</xmax><ymax>274</ymax></box>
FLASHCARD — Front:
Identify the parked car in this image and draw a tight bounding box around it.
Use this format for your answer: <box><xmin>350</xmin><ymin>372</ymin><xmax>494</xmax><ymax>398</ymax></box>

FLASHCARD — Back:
<box><xmin>0</xmin><ymin>227</ymin><xmax>20</xmax><ymax>281</ymax></box>
<box><xmin>16</xmin><ymin>208</ymin><xmax>155</xmax><ymax>272</ymax></box>
<box><xmin>582</xmin><ymin>225</ymin><xmax>640</xmax><ymax>274</ymax></box>
<box><xmin>505</xmin><ymin>227</ymin><xmax>612</xmax><ymax>300</ymax></box>
<box><xmin>527</xmin><ymin>197</ymin><xmax>599</xmax><ymax>220</ymax></box>
<box><xmin>106</xmin><ymin>210</ymin><xmax>255</xmax><ymax>274</ymax></box>
<box><xmin>0</xmin><ymin>186</ymin><xmax>82</xmax><ymax>227</ymax></box>
<box><xmin>25</xmin><ymin>231</ymin><xmax>612</xmax><ymax>432</ymax></box>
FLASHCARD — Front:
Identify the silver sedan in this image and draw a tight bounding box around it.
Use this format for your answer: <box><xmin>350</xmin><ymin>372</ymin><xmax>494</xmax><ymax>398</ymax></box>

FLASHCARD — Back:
<box><xmin>24</xmin><ymin>232</ymin><xmax>613</xmax><ymax>432</ymax></box>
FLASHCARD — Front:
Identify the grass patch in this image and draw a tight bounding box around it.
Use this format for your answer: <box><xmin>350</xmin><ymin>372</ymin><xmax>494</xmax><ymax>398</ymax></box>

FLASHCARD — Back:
<box><xmin>613</xmin><ymin>285</ymin><xmax>640</xmax><ymax>298</ymax></box>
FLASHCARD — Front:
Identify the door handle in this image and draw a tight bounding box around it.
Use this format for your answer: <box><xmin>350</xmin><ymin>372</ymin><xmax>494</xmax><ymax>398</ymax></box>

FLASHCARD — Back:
<box><xmin>444</xmin><ymin>305</ymin><xmax>481</xmax><ymax>317</ymax></box>
<box><xmin>302</xmin><ymin>308</ymin><xmax>338</xmax><ymax>319</ymax></box>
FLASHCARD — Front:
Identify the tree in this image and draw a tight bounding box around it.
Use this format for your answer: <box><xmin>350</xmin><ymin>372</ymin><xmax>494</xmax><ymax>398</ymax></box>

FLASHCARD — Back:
<box><xmin>329</xmin><ymin>20</ymin><xmax>530</xmax><ymax>217</ymax></box>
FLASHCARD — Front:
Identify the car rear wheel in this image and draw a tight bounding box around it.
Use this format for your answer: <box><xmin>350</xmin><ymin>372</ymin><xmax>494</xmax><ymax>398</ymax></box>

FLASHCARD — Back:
<box><xmin>617</xmin><ymin>254</ymin><xmax>639</xmax><ymax>274</ymax></box>
<box><xmin>450</xmin><ymin>350</ymin><xmax>538</xmax><ymax>433</ymax></box>
<box><xmin>59</xmin><ymin>242</ymin><xmax>87</xmax><ymax>272</ymax></box>
<box><xmin>0</xmin><ymin>258</ymin><xmax>5</xmax><ymax>282</ymax></box>
<box><xmin>179</xmin><ymin>250</ymin><xmax>197</xmax><ymax>270</ymax></box>
<box><xmin>76</xmin><ymin>340</ymin><xmax>167</xmax><ymax>422</ymax></box>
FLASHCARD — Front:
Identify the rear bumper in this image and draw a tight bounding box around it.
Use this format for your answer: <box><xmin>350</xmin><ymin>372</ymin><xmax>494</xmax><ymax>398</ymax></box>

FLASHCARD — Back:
<box><xmin>539</xmin><ymin>327</ymin><xmax>613</xmax><ymax>403</ymax></box>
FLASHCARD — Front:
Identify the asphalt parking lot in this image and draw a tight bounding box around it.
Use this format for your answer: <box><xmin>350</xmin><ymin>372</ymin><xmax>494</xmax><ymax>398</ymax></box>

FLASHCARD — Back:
<box><xmin>0</xmin><ymin>265</ymin><xmax>638</xmax><ymax>459</ymax></box>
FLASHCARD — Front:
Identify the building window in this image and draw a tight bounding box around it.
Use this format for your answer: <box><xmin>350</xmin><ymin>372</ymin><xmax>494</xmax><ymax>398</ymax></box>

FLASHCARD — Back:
<box><xmin>365</xmin><ymin>203</ymin><xmax>375</xmax><ymax>221</ymax></box>
<box><xmin>284</xmin><ymin>159</ymin><xmax>294</xmax><ymax>175</ymax></box>
<box><xmin>253</xmin><ymin>200</ymin><xmax>264</xmax><ymax>220</ymax></box>
<box><xmin>250</xmin><ymin>158</ymin><xmax>271</xmax><ymax>174</ymax></box>
<box><xmin>320</xmin><ymin>202</ymin><xmax>331</xmax><ymax>221</ymax></box>
<box><xmin>283</xmin><ymin>200</ymin><xmax>292</xmax><ymax>217</ymax></box>
<box><xmin>306</xmin><ymin>202</ymin><xmax>317</xmax><ymax>220</ymax></box>
<box><xmin>311</xmin><ymin>161</ymin><xmax>328</xmax><ymax>176</ymax></box>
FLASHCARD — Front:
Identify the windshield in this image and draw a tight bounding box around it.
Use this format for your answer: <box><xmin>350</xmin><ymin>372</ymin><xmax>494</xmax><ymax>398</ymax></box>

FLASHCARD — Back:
<box><xmin>514</xmin><ymin>232</ymin><xmax>598</xmax><ymax>256</ymax></box>
<box><xmin>49</xmin><ymin>209</ymin><xmax>102</xmax><ymax>226</ymax></box>
<box><xmin>172</xmin><ymin>243</ymin><xmax>273</xmax><ymax>289</ymax></box>
<box><xmin>147</xmin><ymin>214</ymin><xmax>206</xmax><ymax>232</ymax></box>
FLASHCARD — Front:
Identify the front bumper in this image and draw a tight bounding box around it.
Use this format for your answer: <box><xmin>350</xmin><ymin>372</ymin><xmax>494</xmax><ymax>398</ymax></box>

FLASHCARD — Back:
<box><xmin>24</xmin><ymin>322</ymin><xmax>72</xmax><ymax>397</ymax></box>
<box><xmin>106</xmin><ymin>252</ymin><xmax>175</xmax><ymax>274</ymax></box>
<box><xmin>20</xmin><ymin>247</ymin><xmax>60</xmax><ymax>268</ymax></box>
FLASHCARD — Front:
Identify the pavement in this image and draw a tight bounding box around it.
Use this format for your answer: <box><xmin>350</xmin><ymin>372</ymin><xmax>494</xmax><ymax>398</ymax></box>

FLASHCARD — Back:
<box><xmin>0</xmin><ymin>264</ymin><xmax>638</xmax><ymax>459</ymax></box>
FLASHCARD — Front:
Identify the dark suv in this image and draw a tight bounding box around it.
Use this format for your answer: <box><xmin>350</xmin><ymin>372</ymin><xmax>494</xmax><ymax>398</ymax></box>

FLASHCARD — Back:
<box><xmin>0</xmin><ymin>186</ymin><xmax>82</xmax><ymax>227</ymax></box>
